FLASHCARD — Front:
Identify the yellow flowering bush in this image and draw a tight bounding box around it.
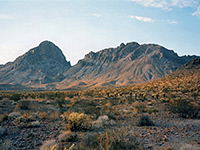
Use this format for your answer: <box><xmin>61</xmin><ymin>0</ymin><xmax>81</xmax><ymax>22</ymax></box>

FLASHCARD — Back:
<box><xmin>68</xmin><ymin>112</ymin><xmax>91</xmax><ymax>131</ymax></box>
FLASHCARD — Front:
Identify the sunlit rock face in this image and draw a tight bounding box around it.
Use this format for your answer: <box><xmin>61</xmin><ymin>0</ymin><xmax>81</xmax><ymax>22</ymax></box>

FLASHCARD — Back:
<box><xmin>0</xmin><ymin>41</ymin><xmax>71</xmax><ymax>85</ymax></box>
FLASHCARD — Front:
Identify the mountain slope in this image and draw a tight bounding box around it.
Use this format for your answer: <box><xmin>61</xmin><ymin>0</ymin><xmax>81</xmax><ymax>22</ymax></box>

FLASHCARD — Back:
<box><xmin>0</xmin><ymin>41</ymin><xmax>71</xmax><ymax>85</ymax></box>
<box><xmin>143</xmin><ymin>58</ymin><xmax>200</xmax><ymax>99</ymax></box>
<box><xmin>59</xmin><ymin>42</ymin><xmax>199</xmax><ymax>89</ymax></box>
<box><xmin>0</xmin><ymin>41</ymin><xmax>199</xmax><ymax>90</ymax></box>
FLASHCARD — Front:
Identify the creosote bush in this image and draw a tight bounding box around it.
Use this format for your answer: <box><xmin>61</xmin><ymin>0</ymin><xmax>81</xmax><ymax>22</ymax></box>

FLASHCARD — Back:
<box><xmin>170</xmin><ymin>99</ymin><xmax>200</xmax><ymax>118</ymax></box>
<box><xmin>15</xmin><ymin>100</ymin><xmax>31</xmax><ymax>110</ymax></box>
<box><xmin>10</xmin><ymin>93</ymin><xmax>21</xmax><ymax>101</ymax></box>
<box><xmin>68</xmin><ymin>112</ymin><xmax>91</xmax><ymax>131</ymax></box>
<box><xmin>0</xmin><ymin>114</ymin><xmax>8</xmax><ymax>122</ymax></box>
<box><xmin>135</xmin><ymin>103</ymin><xmax>147</xmax><ymax>113</ymax></box>
<box><xmin>79</xmin><ymin>129</ymin><xmax>138</xmax><ymax>150</ymax></box>
<box><xmin>56</xmin><ymin>96</ymin><xmax>65</xmax><ymax>108</ymax></box>
<box><xmin>39</xmin><ymin>112</ymin><xmax>48</xmax><ymax>119</ymax></box>
<box><xmin>137</xmin><ymin>115</ymin><xmax>154</xmax><ymax>126</ymax></box>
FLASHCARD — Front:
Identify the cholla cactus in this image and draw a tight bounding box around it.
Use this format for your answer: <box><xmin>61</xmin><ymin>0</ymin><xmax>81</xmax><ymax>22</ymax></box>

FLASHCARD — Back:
<box><xmin>68</xmin><ymin>112</ymin><xmax>91</xmax><ymax>131</ymax></box>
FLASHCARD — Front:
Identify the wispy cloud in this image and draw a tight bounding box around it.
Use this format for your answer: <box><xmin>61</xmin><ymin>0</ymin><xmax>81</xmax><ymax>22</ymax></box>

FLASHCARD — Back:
<box><xmin>93</xmin><ymin>13</ymin><xmax>101</xmax><ymax>18</ymax></box>
<box><xmin>129</xmin><ymin>15</ymin><xmax>154</xmax><ymax>22</ymax></box>
<box><xmin>131</xmin><ymin>0</ymin><xmax>169</xmax><ymax>9</ymax></box>
<box><xmin>131</xmin><ymin>0</ymin><xmax>200</xmax><ymax>17</ymax></box>
<box><xmin>131</xmin><ymin>0</ymin><xmax>198</xmax><ymax>9</ymax></box>
<box><xmin>0</xmin><ymin>14</ymin><xmax>14</xmax><ymax>20</ymax></box>
<box><xmin>170</xmin><ymin>0</ymin><xmax>197</xmax><ymax>8</ymax></box>
<box><xmin>167</xmin><ymin>19</ymin><xmax>178</xmax><ymax>24</ymax></box>
<box><xmin>192</xmin><ymin>6</ymin><xmax>200</xmax><ymax>17</ymax></box>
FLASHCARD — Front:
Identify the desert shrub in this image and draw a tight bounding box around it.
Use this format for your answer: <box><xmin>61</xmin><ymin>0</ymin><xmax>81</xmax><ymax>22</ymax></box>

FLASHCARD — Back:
<box><xmin>0</xmin><ymin>114</ymin><xmax>8</xmax><ymax>122</ymax></box>
<box><xmin>98</xmin><ymin>129</ymin><xmax>137</xmax><ymax>150</ymax></box>
<box><xmin>56</xmin><ymin>96</ymin><xmax>65</xmax><ymax>108</ymax></box>
<box><xmin>180</xmin><ymin>144</ymin><xmax>200</xmax><ymax>150</ymax></box>
<box><xmin>104</xmin><ymin>102</ymin><xmax>112</xmax><ymax>107</ymax></box>
<box><xmin>0</xmin><ymin>126</ymin><xmax>6</xmax><ymax>136</ymax></box>
<box><xmin>0</xmin><ymin>139</ymin><xmax>12</xmax><ymax>150</ymax></box>
<box><xmin>163</xmin><ymin>88</ymin><xmax>169</xmax><ymax>93</ymax></box>
<box><xmin>58</xmin><ymin>130</ymin><xmax>77</xmax><ymax>142</ymax></box>
<box><xmin>39</xmin><ymin>112</ymin><xmax>48</xmax><ymax>119</ymax></box>
<box><xmin>68</xmin><ymin>112</ymin><xmax>91</xmax><ymax>131</ymax></box>
<box><xmin>65</xmin><ymin>91</ymin><xmax>77</xmax><ymax>98</ymax></box>
<box><xmin>8</xmin><ymin>112</ymin><xmax>21</xmax><ymax>120</ymax></box>
<box><xmin>22</xmin><ymin>112</ymin><xmax>38</xmax><ymax>121</ymax></box>
<box><xmin>78</xmin><ymin>129</ymin><xmax>138</xmax><ymax>150</ymax></box>
<box><xmin>170</xmin><ymin>99</ymin><xmax>200</xmax><ymax>118</ymax></box>
<box><xmin>49</xmin><ymin>112</ymin><xmax>60</xmax><ymax>120</ymax></box>
<box><xmin>79</xmin><ymin>133</ymin><xmax>99</xmax><ymax>149</ymax></box>
<box><xmin>40</xmin><ymin>140</ymin><xmax>57</xmax><ymax>150</ymax></box>
<box><xmin>137</xmin><ymin>115</ymin><xmax>154</xmax><ymax>126</ymax></box>
<box><xmin>10</xmin><ymin>93</ymin><xmax>21</xmax><ymax>101</ymax></box>
<box><xmin>15</xmin><ymin>100</ymin><xmax>30</xmax><ymax>110</ymax></box>
<box><xmin>135</xmin><ymin>103</ymin><xmax>147</xmax><ymax>113</ymax></box>
<box><xmin>148</xmin><ymin>108</ymin><xmax>159</xmax><ymax>114</ymax></box>
<box><xmin>83</xmin><ymin>90</ymin><xmax>94</xmax><ymax>97</ymax></box>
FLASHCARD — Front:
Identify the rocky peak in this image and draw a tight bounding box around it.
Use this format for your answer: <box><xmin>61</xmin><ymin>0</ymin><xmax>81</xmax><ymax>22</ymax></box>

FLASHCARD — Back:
<box><xmin>0</xmin><ymin>41</ymin><xmax>71</xmax><ymax>84</ymax></box>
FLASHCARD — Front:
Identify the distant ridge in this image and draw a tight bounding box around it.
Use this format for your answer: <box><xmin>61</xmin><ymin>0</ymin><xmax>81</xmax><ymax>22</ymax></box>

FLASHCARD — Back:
<box><xmin>0</xmin><ymin>41</ymin><xmax>199</xmax><ymax>90</ymax></box>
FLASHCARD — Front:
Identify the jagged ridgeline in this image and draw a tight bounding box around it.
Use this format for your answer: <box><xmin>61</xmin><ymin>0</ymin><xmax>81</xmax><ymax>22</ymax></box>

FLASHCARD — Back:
<box><xmin>0</xmin><ymin>41</ymin><xmax>199</xmax><ymax>89</ymax></box>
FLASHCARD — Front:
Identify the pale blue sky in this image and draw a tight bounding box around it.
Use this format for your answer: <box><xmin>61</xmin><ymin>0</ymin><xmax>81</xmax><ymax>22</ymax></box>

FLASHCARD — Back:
<box><xmin>0</xmin><ymin>0</ymin><xmax>200</xmax><ymax>65</ymax></box>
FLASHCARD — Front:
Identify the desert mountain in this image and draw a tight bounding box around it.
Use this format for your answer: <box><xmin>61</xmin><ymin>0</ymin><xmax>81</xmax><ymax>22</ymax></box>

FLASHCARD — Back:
<box><xmin>0</xmin><ymin>41</ymin><xmax>199</xmax><ymax>90</ymax></box>
<box><xmin>59</xmin><ymin>42</ymin><xmax>199</xmax><ymax>89</ymax></box>
<box><xmin>0</xmin><ymin>41</ymin><xmax>71</xmax><ymax>85</ymax></box>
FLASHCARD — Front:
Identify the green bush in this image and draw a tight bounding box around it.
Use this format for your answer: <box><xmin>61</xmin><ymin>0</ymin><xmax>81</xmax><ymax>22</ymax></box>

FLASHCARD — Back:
<box><xmin>170</xmin><ymin>99</ymin><xmax>199</xmax><ymax>118</ymax></box>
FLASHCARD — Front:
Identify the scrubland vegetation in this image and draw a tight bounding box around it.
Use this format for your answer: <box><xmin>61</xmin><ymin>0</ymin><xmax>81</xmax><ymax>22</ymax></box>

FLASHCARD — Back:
<box><xmin>0</xmin><ymin>69</ymin><xmax>200</xmax><ymax>149</ymax></box>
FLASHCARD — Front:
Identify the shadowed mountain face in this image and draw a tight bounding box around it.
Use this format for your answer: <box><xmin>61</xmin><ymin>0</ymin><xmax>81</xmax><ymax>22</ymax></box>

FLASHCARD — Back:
<box><xmin>147</xmin><ymin>58</ymin><xmax>200</xmax><ymax>93</ymax></box>
<box><xmin>0</xmin><ymin>41</ymin><xmax>71</xmax><ymax>85</ymax></box>
<box><xmin>61</xmin><ymin>42</ymin><xmax>199</xmax><ymax>89</ymax></box>
<box><xmin>0</xmin><ymin>41</ymin><xmax>199</xmax><ymax>89</ymax></box>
